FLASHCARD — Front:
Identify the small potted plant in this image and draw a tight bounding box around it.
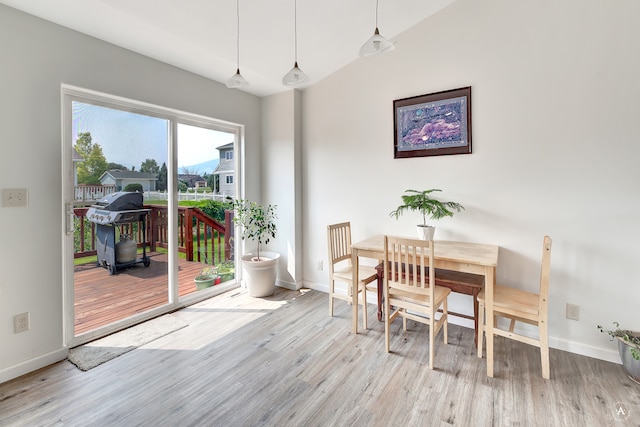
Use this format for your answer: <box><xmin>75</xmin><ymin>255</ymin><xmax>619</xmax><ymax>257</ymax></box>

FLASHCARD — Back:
<box><xmin>231</xmin><ymin>199</ymin><xmax>279</xmax><ymax>297</ymax></box>
<box><xmin>194</xmin><ymin>265</ymin><xmax>217</xmax><ymax>290</ymax></box>
<box><xmin>216</xmin><ymin>260</ymin><xmax>235</xmax><ymax>283</ymax></box>
<box><xmin>598</xmin><ymin>321</ymin><xmax>640</xmax><ymax>384</ymax></box>
<box><xmin>389</xmin><ymin>189</ymin><xmax>464</xmax><ymax>239</ymax></box>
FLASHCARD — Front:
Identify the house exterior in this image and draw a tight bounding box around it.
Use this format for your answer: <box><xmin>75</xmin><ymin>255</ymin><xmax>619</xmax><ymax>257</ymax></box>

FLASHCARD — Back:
<box><xmin>212</xmin><ymin>142</ymin><xmax>235</xmax><ymax>197</ymax></box>
<box><xmin>177</xmin><ymin>174</ymin><xmax>206</xmax><ymax>188</ymax></box>
<box><xmin>99</xmin><ymin>170</ymin><xmax>158</xmax><ymax>191</ymax></box>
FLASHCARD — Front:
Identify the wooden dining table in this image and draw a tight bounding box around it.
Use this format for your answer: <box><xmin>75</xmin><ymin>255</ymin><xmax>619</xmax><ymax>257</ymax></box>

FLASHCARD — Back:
<box><xmin>350</xmin><ymin>234</ymin><xmax>500</xmax><ymax>374</ymax></box>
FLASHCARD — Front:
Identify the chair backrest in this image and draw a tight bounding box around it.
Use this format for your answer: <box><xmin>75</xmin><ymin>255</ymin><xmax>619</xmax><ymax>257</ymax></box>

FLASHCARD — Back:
<box><xmin>327</xmin><ymin>222</ymin><xmax>353</xmax><ymax>274</ymax></box>
<box><xmin>384</xmin><ymin>235</ymin><xmax>435</xmax><ymax>305</ymax></box>
<box><xmin>538</xmin><ymin>236</ymin><xmax>552</xmax><ymax>315</ymax></box>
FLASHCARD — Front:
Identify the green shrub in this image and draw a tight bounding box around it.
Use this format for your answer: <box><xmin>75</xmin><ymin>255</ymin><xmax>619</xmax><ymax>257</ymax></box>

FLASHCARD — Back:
<box><xmin>181</xmin><ymin>199</ymin><xmax>233</xmax><ymax>222</ymax></box>
<box><xmin>201</xmin><ymin>200</ymin><xmax>233</xmax><ymax>222</ymax></box>
<box><xmin>124</xmin><ymin>183</ymin><xmax>144</xmax><ymax>192</ymax></box>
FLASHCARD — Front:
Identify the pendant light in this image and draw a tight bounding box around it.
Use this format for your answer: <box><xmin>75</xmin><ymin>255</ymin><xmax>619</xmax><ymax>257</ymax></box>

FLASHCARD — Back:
<box><xmin>282</xmin><ymin>0</ymin><xmax>308</xmax><ymax>86</ymax></box>
<box><xmin>359</xmin><ymin>0</ymin><xmax>395</xmax><ymax>57</ymax></box>
<box><xmin>226</xmin><ymin>0</ymin><xmax>248</xmax><ymax>88</ymax></box>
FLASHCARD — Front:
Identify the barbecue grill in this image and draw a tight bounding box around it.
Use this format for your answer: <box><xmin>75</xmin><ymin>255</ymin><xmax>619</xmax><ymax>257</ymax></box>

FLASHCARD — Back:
<box><xmin>87</xmin><ymin>191</ymin><xmax>151</xmax><ymax>275</ymax></box>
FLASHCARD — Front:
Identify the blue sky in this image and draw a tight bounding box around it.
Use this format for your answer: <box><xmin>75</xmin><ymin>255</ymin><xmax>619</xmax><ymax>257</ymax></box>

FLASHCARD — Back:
<box><xmin>72</xmin><ymin>102</ymin><xmax>233</xmax><ymax>170</ymax></box>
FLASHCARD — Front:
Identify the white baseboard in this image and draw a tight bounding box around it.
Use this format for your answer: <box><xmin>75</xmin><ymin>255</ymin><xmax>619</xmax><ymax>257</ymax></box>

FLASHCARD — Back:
<box><xmin>305</xmin><ymin>280</ymin><xmax>329</xmax><ymax>293</ymax></box>
<box><xmin>0</xmin><ymin>347</ymin><xmax>68</xmax><ymax>384</ymax></box>
<box><xmin>550</xmin><ymin>336</ymin><xmax>620</xmax><ymax>364</ymax></box>
<box><xmin>277</xmin><ymin>278</ymin><xmax>302</xmax><ymax>291</ymax></box>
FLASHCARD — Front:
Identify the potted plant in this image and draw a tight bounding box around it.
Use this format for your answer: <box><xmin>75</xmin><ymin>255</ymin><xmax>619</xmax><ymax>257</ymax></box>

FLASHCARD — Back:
<box><xmin>194</xmin><ymin>266</ymin><xmax>217</xmax><ymax>290</ymax></box>
<box><xmin>598</xmin><ymin>321</ymin><xmax>640</xmax><ymax>384</ymax></box>
<box><xmin>217</xmin><ymin>260</ymin><xmax>235</xmax><ymax>283</ymax></box>
<box><xmin>389</xmin><ymin>189</ymin><xmax>464</xmax><ymax>239</ymax></box>
<box><xmin>231</xmin><ymin>199</ymin><xmax>279</xmax><ymax>297</ymax></box>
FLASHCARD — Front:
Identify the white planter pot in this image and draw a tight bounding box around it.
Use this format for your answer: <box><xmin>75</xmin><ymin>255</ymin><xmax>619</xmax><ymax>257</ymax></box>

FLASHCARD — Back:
<box><xmin>241</xmin><ymin>251</ymin><xmax>280</xmax><ymax>297</ymax></box>
<box><xmin>417</xmin><ymin>225</ymin><xmax>435</xmax><ymax>240</ymax></box>
<box><xmin>617</xmin><ymin>336</ymin><xmax>640</xmax><ymax>384</ymax></box>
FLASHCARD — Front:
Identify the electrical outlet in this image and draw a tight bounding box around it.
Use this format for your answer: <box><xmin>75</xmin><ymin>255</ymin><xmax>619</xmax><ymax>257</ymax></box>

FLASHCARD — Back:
<box><xmin>14</xmin><ymin>312</ymin><xmax>30</xmax><ymax>333</ymax></box>
<box><xmin>317</xmin><ymin>260</ymin><xmax>323</xmax><ymax>271</ymax></box>
<box><xmin>2</xmin><ymin>189</ymin><xmax>28</xmax><ymax>207</ymax></box>
<box><xmin>566</xmin><ymin>303</ymin><xmax>580</xmax><ymax>321</ymax></box>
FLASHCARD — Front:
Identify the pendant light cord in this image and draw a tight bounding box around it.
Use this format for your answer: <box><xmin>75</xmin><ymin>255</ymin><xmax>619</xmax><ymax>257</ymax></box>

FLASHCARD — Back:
<box><xmin>235</xmin><ymin>0</ymin><xmax>240</xmax><ymax>70</ymax></box>
<box><xmin>375</xmin><ymin>0</ymin><xmax>379</xmax><ymax>28</ymax></box>
<box><xmin>294</xmin><ymin>0</ymin><xmax>299</xmax><ymax>63</ymax></box>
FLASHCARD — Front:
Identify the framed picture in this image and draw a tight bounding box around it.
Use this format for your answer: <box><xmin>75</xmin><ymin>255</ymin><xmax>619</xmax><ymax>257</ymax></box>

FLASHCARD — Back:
<box><xmin>393</xmin><ymin>86</ymin><xmax>471</xmax><ymax>159</ymax></box>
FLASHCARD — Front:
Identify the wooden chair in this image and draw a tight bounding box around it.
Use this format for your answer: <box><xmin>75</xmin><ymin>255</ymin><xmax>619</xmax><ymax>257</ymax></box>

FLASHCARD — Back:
<box><xmin>327</xmin><ymin>222</ymin><xmax>378</xmax><ymax>329</ymax></box>
<box><xmin>383</xmin><ymin>235</ymin><xmax>451</xmax><ymax>369</ymax></box>
<box><xmin>477</xmin><ymin>236</ymin><xmax>552</xmax><ymax>379</ymax></box>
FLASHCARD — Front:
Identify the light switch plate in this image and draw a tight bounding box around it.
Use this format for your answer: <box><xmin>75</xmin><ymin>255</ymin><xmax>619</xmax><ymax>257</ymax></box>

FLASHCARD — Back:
<box><xmin>566</xmin><ymin>303</ymin><xmax>580</xmax><ymax>321</ymax></box>
<box><xmin>2</xmin><ymin>189</ymin><xmax>28</xmax><ymax>207</ymax></box>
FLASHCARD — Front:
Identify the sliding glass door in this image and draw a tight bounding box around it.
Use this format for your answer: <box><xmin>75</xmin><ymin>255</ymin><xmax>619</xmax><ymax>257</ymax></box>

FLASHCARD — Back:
<box><xmin>62</xmin><ymin>86</ymin><xmax>241</xmax><ymax>347</ymax></box>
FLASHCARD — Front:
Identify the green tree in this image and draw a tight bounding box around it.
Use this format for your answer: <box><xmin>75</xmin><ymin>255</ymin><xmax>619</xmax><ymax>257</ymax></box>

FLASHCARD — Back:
<box><xmin>157</xmin><ymin>162</ymin><xmax>168</xmax><ymax>191</ymax></box>
<box><xmin>140</xmin><ymin>158</ymin><xmax>159</xmax><ymax>174</ymax></box>
<box><xmin>180</xmin><ymin>166</ymin><xmax>201</xmax><ymax>176</ymax></box>
<box><xmin>108</xmin><ymin>162</ymin><xmax>129</xmax><ymax>171</ymax></box>
<box><xmin>74</xmin><ymin>132</ymin><xmax>108</xmax><ymax>185</ymax></box>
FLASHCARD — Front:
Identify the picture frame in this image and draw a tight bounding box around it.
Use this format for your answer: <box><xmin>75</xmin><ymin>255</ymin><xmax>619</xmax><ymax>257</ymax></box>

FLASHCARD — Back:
<box><xmin>393</xmin><ymin>86</ymin><xmax>471</xmax><ymax>159</ymax></box>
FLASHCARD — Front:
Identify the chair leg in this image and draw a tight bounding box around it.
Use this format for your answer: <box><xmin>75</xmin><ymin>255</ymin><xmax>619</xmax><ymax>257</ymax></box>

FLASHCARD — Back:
<box><xmin>428</xmin><ymin>316</ymin><xmax>435</xmax><ymax>370</ymax></box>
<box><xmin>384</xmin><ymin>291</ymin><xmax>391</xmax><ymax>353</ymax></box>
<box><xmin>540</xmin><ymin>319</ymin><xmax>550</xmax><ymax>379</ymax></box>
<box><xmin>328</xmin><ymin>279</ymin><xmax>335</xmax><ymax>317</ymax></box>
<box><xmin>402</xmin><ymin>310</ymin><xmax>407</xmax><ymax>331</ymax></box>
<box><xmin>477</xmin><ymin>301</ymin><xmax>484</xmax><ymax>358</ymax></box>
<box><xmin>361</xmin><ymin>284</ymin><xmax>368</xmax><ymax>330</ymax></box>
<box><xmin>486</xmin><ymin>323</ymin><xmax>494</xmax><ymax>378</ymax></box>
<box><xmin>443</xmin><ymin>299</ymin><xmax>448</xmax><ymax>345</ymax></box>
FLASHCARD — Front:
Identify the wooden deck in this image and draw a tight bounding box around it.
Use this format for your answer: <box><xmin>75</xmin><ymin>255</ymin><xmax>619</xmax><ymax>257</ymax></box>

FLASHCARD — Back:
<box><xmin>74</xmin><ymin>253</ymin><xmax>212</xmax><ymax>335</ymax></box>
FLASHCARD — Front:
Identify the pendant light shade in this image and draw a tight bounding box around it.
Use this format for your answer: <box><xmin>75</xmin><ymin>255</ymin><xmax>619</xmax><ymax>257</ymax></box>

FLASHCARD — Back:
<box><xmin>359</xmin><ymin>0</ymin><xmax>395</xmax><ymax>57</ymax></box>
<box><xmin>226</xmin><ymin>68</ymin><xmax>248</xmax><ymax>88</ymax></box>
<box><xmin>282</xmin><ymin>61</ymin><xmax>308</xmax><ymax>86</ymax></box>
<box><xmin>282</xmin><ymin>0</ymin><xmax>308</xmax><ymax>86</ymax></box>
<box><xmin>226</xmin><ymin>0</ymin><xmax>248</xmax><ymax>89</ymax></box>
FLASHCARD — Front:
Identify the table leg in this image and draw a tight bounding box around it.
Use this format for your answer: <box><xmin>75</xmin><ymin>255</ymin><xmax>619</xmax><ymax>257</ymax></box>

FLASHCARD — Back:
<box><xmin>377</xmin><ymin>268</ymin><xmax>383</xmax><ymax>321</ymax></box>
<box><xmin>472</xmin><ymin>288</ymin><xmax>479</xmax><ymax>346</ymax></box>
<box><xmin>351</xmin><ymin>250</ymin><xmax>359</xmax><ymax>334</ymax></box>
<box><xmin>485</xmin><ymin>265</ymin><xmax>495</xmax><ymax>377</ymax></box>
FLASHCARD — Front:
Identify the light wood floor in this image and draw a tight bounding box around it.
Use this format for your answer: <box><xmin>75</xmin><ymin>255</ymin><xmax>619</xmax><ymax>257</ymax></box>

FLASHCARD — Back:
<box><xmin>0</xmin><ymin>288</ymin><xmax>637</xmax><ymax>426</ymax></box>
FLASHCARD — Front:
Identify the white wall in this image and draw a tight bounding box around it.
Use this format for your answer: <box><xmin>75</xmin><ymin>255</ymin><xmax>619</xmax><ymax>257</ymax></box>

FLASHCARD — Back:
<box><xmin>301</xmin><ymin>0</ymin><xmax>640</xmax><ymax>363</ymax></box>
<box><xmin>0</xmin><ymin>4</ymin><xmax>261</xmax><ymax>382</ymax></box>
<box><xmin>261</xmin><ymin>90</ymin><xmax>303</xmax><ymax>289</ymax></box>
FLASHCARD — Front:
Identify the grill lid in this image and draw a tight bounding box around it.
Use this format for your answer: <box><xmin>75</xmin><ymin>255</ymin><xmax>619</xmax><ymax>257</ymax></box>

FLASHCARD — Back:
<box><xmin>91</xmin><ymin>191</ymin><xmax>143</xmax><ymax>211</ymax></box>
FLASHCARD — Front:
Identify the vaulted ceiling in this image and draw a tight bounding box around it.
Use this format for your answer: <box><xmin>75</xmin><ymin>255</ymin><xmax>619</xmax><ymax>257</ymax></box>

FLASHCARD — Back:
<box><xmin>0</xmin><ymin>0</ymin><xmax>455</xmax><ymax>96</ymax></box>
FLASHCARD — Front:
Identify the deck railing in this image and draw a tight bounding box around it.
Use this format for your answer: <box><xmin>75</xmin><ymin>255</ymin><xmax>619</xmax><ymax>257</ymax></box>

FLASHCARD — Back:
<box><xmin>73</xmin><ymin>205</ymin><xmax>234</xmax><ymax>266</ymax></box>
